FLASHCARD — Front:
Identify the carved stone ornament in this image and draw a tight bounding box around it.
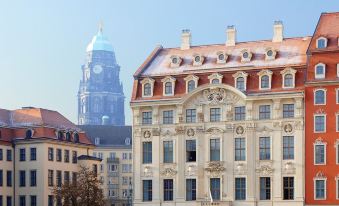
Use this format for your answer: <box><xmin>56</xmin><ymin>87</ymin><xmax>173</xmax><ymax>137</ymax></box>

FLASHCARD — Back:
<box><xmin>235</xmin><ymin>163</ymin><xmax>246</xmax><ymax>175</ymax></box>
<box><xmin>315</xmin><ymin>171</ymin><xmax>326</xmax><ymax>179</ymax></box>
<box><xmin>186</xmin><ymin>164</ymin><xmax>197</xmax><ymax>176</ymax></box>
<box><xmin>143</xmin><ymin>166</ymin><xmax>153</xmax><ymax>177</ymax></box>
<box><xmin>175</xmin><ymin>126</ymin><xmax>185</xmax><ymax>134</ymax></box>
<box><xmin>205</xmin><ymin>161</ymin><xmax>226</xmax><ymax>177</ymax></box>
<box><xmin>152</xmin><ymin>128</ymin><xmax>160</xmax><ymax>136</ymax></box>
<box><xmin>160</xmin><ymin>168</ymin><xmax>177</xmax><ymax>177</ymax></box>
<box><xmin>283</xmin><ymin>162</ymin><xmax>296</xmax><ymax>174</ymax></box>
<box><xmin>236</xmin><ymin>126</ymin><xmax>244</xmax><ymax>135</ymax></box>
<box><xmin>189</xmin><ymin>88</ymin><xmax>240</xmax><ymax>106</ymax></box>
<box><xmin>284</xmin><ymin>123</ymin><xmax>293</xmax><ymax>133</ymax></box>
<box><xmin>256</xmin><ymin>165</ymin><xmax>274</xmax><ymax>176</ymax></box>
<box><xmin>143</xmin><ymin>130</ymin><xmax>151</xmax><ymax>138</ymax></box>
<box><xmin>187</xmin><ymin>128</ymin><xmax>195</xmax><ymax>137</ymax></box>
<box><xmin>206</xmin><ymin>127</ymin><xmax>225</xmax><ymax>135</ymax></box>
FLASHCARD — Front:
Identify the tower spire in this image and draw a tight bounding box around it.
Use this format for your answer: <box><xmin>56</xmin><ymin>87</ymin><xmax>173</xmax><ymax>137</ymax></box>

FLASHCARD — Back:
<box><xmin>99</xmin><ymin>21</ymin><xmax>103</xmax><ymax>33</ymax></box>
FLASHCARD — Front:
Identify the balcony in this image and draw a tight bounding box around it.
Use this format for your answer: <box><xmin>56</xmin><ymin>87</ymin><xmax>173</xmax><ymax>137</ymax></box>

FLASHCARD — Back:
<box><xmin>201</xmin><ymin>201</ymin><xmax>232</xmax><ymax>206</ymax></box>
<box><xmin>107</xmin><ymin>157</ymin><xmax>119</xmax><ymax>163</ymax></box>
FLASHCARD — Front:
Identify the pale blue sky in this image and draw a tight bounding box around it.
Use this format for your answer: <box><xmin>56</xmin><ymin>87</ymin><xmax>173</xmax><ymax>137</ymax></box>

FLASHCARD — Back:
<box><xmin>0</xmin><ymin>0</ymin><xmax>338</xmax><ymax>125</ymax></box>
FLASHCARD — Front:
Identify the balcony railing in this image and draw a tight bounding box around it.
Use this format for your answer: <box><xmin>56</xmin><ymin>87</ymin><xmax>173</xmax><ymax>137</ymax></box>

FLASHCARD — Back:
<box><xmin>107</xmin><ymin>157</ymin><xmax>119</xmax><ymax>163</ymax></box>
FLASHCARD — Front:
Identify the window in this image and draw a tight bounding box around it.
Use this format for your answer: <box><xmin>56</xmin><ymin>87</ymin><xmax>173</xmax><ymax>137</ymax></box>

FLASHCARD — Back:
<box><xmin>48</xmin><ymin>195</ymin><xmax>53</xmax><ymax>206</ymax></box>
<box><xmin>56</xmin><ymin>149</ymin><xmax>62</xmax><ymax>162</ymax></box>
<box><xmin>283</xmin><ymin>136</ymin><xmax>294</xmax><ymax>160</ymax></box>
<box><xmin>314</xmin><ymin>89</ymin><xmax>326</xmax><ymax>105</ymax></box>
<box><xmin>211</xmin><ymin>79</ymin><xmax>219</xmax><ymax>84</ymax></box>
<box><xmin>187</xmin><ymin>80</ymin><xmax>195</xmax><ymax>92</ymax></box>
<box><xmin>261</xmin><ymin>75</ymin><xmax>270</xmax><ymax>89</ymax></box>
<box><xmin>0</xmin><ymin>196</ymin><xmax>2</xmax><ymax>206</ymax></box>
<box><xmin>64</xmin><ymin>150</ymin><xmax>70</xmax><ymax>163</ymax></box>
<box><xmin>186</xmin><ymin>179</ymin><xmax>196</xmax><ymax>201</ymax></box>
<box><xmin>315</xmin><ymin>144</ymin><xmax>325</xmax><ymax>164</ymax></box>
<box><xmin>210</xmin><ymin>139</ymin><xmax>220</xmax><ymax>161</ymax></box>
<box><xmin>64</xmin><ymin>171</ymin><xmax>70</xmax><ymax>184</ymax></box>
<box><xmin>19</xmin><ymin>170</ymin><xmax>26</xmax><ymax>187</ymax></box>
<box><xmin>260</xmin><ymin>177</ymin><xmax>271</xmax><ymax>200</ymax></box>
<box><xmin>317</xmin><ymin>37</ymin><xmax>327</xmax><ymax>49</ymax></box>
<box><xmin>143</xmin><ymin>180</ymin><xmax>152</xmax><ymax>201</ymax></box>
<box><xmin>163</xmin><ymin>141</ymin><xmax>173</xmax><ymax>163</ymax></box>
<box><xmin>6</xmin><ymin>171</ymin><xmax>12</xmax><ymax>187</ymax></box>
<box><xmin>163</xmin><ymin>110</ymin><xmax>174</xmax><ymax>124</ymax></box>
<box><xmin>56</xmin><ymin>170</ymin><xmax>62</xmax><ymax>187</ymax></box>
<box><xmin>186</xmin><ymin>109</ymin><xmax>196</xmax><ymax>123</ymax></box>
<box><xmin>0</xmin><ymin>170</ymin><xmax>2</xmax><ymax>186</ymax></box>
<box><xmin>48</xmin><ymin>170</ymin><xmax>54</xmax><ymax>186</ymax></box>
<box><xmin>164</xmin><ymin>82</ymin><xmax>172</xmax><ymax>95</ymax></box>
<box><xmin>210</xmin><ymin>178</ymin><xmax>221</xmax><ymax>200</ymax></box>
<box><xmin>164</xmin><ymin>179</ymin><xmax>173</xmax><ymax>201</ymax></box>
<box><xmin>315</xmin><ymin>63</ymin><xmax>326</xmax><ymax>79</ymax></box>
<box><xmin>235</xmin><ymin>138</ymin><xmax>246</xmax><ymax>161</ymax></box>
<box><xmin>73</xmin><ymin>133</ymin><xmax>79</xmax><ymax>143</ymax></box>
<box><xmin>235</xmin><ymin>178</ymin><xmax>246</xmax><ymax>200</ymax></box>
<box><xmin>30</xmin><ymin>148</ymin><xmax>36</xmax><ymax>161</ymax></box>
<box><xmin>186</xmin><ymin>140</ymin><xmax>196</xmax><ymax>162</ymax></box>
<box><xmin>144</xmin><ymin>83</ymin><xmax>151</xmax><ymax>96</ymax></box>
<box><xmin>314</xmin><ymin>115</ymin><xmax>326</xmax><ymax>132</ymax></box>
<box><xmin>19</xmin><ymin>196</ymin><xmax>26</xmax><ymax>206</ymax></box>
<box><xmin>235</xmin><ymin>106</ymin><xmax>246</xmax><ymax>121</ymax></box>
<box><xmin>65</xmin><ymin>132</ymin><xmax>71</xmax><ymax>141</ymax></box>
<box><xmin>283</xmin><ymin>104</ymin><xmax>294</xmax><ymax>118</ymax></box>
<box><xmin>30</xmin><ymin>170</ymin><xmax>37</xmax><ymax>187</ymax></box>
<box><xmin>6</xmin><ymin>150</ymin><xmax>12</xmax><ymax>161</ymax></box>
<box><xmin>143</xmin><ymin>142</ymin><xmax>152</xmax><ymax>164</ymax></box>
<box><xmin>210</xmin><ymin>108</ymin><xmax>221</xmax><ymax>122</ymax></box>
<box><xmin>0</xmin><ymin>149</ymin><xmax>2</xmax><ymax>160</ymax></box>
<box><xmin>259</xmin><ymin>137</ymin><xmax>271</xmax><ymax>160</ymax></box>
<box><xmin>72</xmin><ymin>151</ymin><xmax>77</xmax><ymax>164</ymax></box>
<box><xmin>236</xmin><ymin>77</ymin><xmax>245</xmax><ymax>91</ymax></box>
<box><xmin>259</xmin><ymin>105</ymin><xmax>271</xmax><ymax>120</ymax></box>
<box><xmin>6</xmin><ymin>196</ymin><xmax>12</xmax><ymax>206</ymax></box>
<box><xmin>26</xmin><ymin>129</ymin><xmax>33</xmax><ymax>138</ymax></box>
<box><xmin>19</xmin><ymin>148</ymin><xmax>26</xmax><ymax>161</ymax></box>
<box><xmin>315</xmin><ymin>179</ymin><xmax>326</xmax><ymax>199</ymax></box>
<box><xmin>283</xmin><ymin>177</ymin><xmax>294</xmax><ymax>200</ymax></box>
<box><xmin>142</xmin><ymin>111</ymin><xmax>152</xmax><ymax>125</ymax></box>
<box><xmin>48</xmin><ymin>148</ymin><xmax>54</xmax><ymax>161</ymax></box>
<box><xmin>284</xmin><ymin>74</ymin><xmax>293</xmax><ymax>88</ymax></box>
<box><xmin>57</xmin><ymin>131</ymin><xmax>63</xmax><ymax>140</ymax></box>
<box><xmin>30</xmin><ymin>195</ymin><xmax>37</xmax><ymax>206</ymax></box>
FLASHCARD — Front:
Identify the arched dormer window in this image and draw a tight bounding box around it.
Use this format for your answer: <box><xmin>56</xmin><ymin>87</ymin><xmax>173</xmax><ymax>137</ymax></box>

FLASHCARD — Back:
<box><xmin>240</xmin><ymin>49</ymin><xmax>252</xmax><ymax>63</ymax></box>
<box><xmin>208</xmin><ymin>73</ymin><xmax>223</xmax><ymax>84</ymax></box>
<box><xmin>192</xmin><ymin>54</ymin><xmax>204</xmax><ymax>66</ymax></box>
<box><xmin>65</xmin><ymin>132</ymin><xmax>71</xmax><ymax>142</ymax></box>
<box><xmin>125</xmin><ymin>138</ymin><xmax>131</xmax><ymax>145</ymax></box>
<box><xmin>232</xmin><ymin>71</ymin><xmax>248</xmax><ymax>92</ymax></box>
<box><xmin>161</xmin><ymin>76</ymin><xmax>176</xmax><ymax>96</ymax></box>
<box><xmin>25</xmin><ymin>129</ymin><xmax>33</xmax><ymax>139</ymax></box>
<box><xmin>315</xmin><ymin>63</ymin><xmax>326</xmax><ymax>79</ymax></box>
<box><xmin>73</xmin><ymin>132</ymin><xmax>80</xmax><ymax>143</ymax></box>
<box><xmin>57</xmin><ymin>131</ymin><xmax>64</xmax><ymax>140</ymax></box>
<box><xmin>265</xmin><ymin>47</ymin><xmax>277</xmax><ymax>61</ymax></box>
<box><xmin>257</xmin><ymin>70</ymin><xmax>273</xmax><ymax>90</ymax></box>
<box><xmin>281</xmin><ymin>67</ymin><xmax>297</xmax><ymax>89</ymax></box>
<box><xmin>169</xmin><ymin>55</ymin><xmax>182</xmax><ymax>68</ymax></box>
<box><xmin>316</xmin><ymin>37</ymin><xmax>327</xmax><ymax>49</ymax></box>
<box><xmin>314</xmin><ymin>89</ymin><xmax>326</xmax><ymax>105</ymax></box>
<box><xmin>141</xmin><ymin>78</ymin><xmax>155</xmax><ymax>97</ymax></box>
<box><xmin>184</xmin><ymin>75</ymin><xmax>199</xmax><ymax>93</ymax></box>
<box><xmin>216</xmin><ymin>51</ymin><xmax>228</xmax><ymax>64</ymax></box>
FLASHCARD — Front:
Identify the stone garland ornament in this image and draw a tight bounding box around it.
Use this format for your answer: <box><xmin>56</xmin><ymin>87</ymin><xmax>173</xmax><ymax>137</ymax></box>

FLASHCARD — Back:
<box><xmin>236</xmin><ymin>126</ymin><xmax>244</xmax><ymax>135</ymax></box>
<box><xmin>187</xmin><ymin>128</ymin><xmax>195</xmax><ymax>137</ymax></box>
<box><xmin>143</xmin><ymin>130</ymin><xmax>151</xmax><ymax>138</ymax></box>
<box><xmin>284</xmin><ymin>123</ymin><xmax>293</xmax><ymax>133</ymax></box>
<box><xmin>160</xmin><ymin>168</ymin><xmax>177</xmax><ymax>177</ymax></box>
<box><xmin>205</xmin><ymin>161</ymin><xmax>226</xmax><ymax>177</ymax></box>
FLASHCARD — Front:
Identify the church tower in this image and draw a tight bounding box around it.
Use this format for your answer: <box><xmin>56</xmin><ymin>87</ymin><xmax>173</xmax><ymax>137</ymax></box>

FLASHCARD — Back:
<box><xmin>78</xmin><ymin>24</ymin><xmax>125</xmax><ymax>125</ymax></box>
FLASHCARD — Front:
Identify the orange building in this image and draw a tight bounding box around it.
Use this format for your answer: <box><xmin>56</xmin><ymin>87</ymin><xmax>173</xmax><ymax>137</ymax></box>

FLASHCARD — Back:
<box><xmin>305</xmin><ymin>12</ymin><xmax>339</xmax><ymax>205</ymax></box>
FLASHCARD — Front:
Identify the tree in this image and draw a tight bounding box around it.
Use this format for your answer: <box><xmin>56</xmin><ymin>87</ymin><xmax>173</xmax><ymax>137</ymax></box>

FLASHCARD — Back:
<box><xmin>52</xmin><ymin>165</ymin><xmax>105</xmax><ymax>206</ymax></box>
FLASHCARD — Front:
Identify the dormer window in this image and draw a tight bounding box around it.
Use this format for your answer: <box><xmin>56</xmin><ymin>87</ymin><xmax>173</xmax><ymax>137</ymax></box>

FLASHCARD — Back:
<box><xmin>25</xmin><ymin>129</ymin><xmax>33</xmax><ymax>139</ymax></box>
<box><xmin>141</xmin><ymin>78</ymin><xmax>155</xmax><ymax>97</ymax></box>
<box><xmin>161</xmin><ymin>76</ymin><xmax>176</xmax><ymax>96</ymax></box>
<box><xmin>193</xmin><ymin>54</ymin><xmax>204</xmax><ymax>66</ymax></box>
<box><xmin>315</xmin><ymin>63</ymin><xmax>326</xmax><ymax>79</ymax></box>
<box><xmin>257</xmin><ymin>70</ymin><xmax>273</xmax><ymax>90</ymax></box>
<box><xmin>281</xmin><ymin>67</ymin><xmax>296</xmax><ymax>89</ymax></box>
<box><xmin>73</xmin><ymin>132</ymin><xmax>79</xmax><ymax>143</ymax></box>
<box><xmin>232</xmin><ymin>71</ymin><xmax>248</xmax><ymax>92</ymax></box>
<box><xmin>265</xmin><ymin>48</ymin><xmax>277</xmax><ymax>60</ymax></box>
<box><xmin>316</xmin><ymin>37</ymin><xmax>327</xmax><ymax>49</ymax></box>
<box><xmin>65</xmin><ymin>132</ymin><xmax>71</xmax><ymax>141</ymax></box>
<box><xmin>184</xmin><ymin>75</ymin><xmax>199</xmax><ymax>93</ymax></box>
<box><xmin>208</xmin><ymin>73</ymin><xmax>223</xmax><ymax>84</ymax></box>
<box><xmin>241</xmin><ymin>49</ymin><xmax>252</xmax><ymax>62</ymax></box>
<box><xmin>216</xmin><ymin>51</ymin><xmax>228</xmax><ymax>64</ymax></box>
<box><xmin>95</xmin><ymin>137</ymin><xmax>100</xmax><ymax>145</ymax></box>
<box><xmin>125</xmin><ymin>138</ymin><xmax>131</xmax><ymax>145</ymax></box>
<box><xmin>170</xmin><ymin>55</ymin><xmax>182</xmax><ymax>68</ymax></box>
<box><xmin>57</xmin><ymin>131</ymin><xmax>64</xmax><ymax>140</ymax></box>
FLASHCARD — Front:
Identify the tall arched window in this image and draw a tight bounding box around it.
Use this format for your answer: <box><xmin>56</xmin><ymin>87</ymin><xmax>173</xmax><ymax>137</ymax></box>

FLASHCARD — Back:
<box><xmin>165</xmin><ymin>82</ymin><xmax>172</xmax><ymax>95</ymax></box>
<box><xmin>236</xmin><ymin>77</ymin><xmax>245</xmax><ymax>91</ymax></box>
<box><xmin>317</xmin><ymin>37</ymin><xmax>327</xmax><ymax>49</ymax></box>
<box><xmin>188</xmin><ymin>80</ymin><xmax>195</xmax><ymax>92</ymax></box>
<box><xmin>144</xmin><ymin>83</ymin><xmax>151</xmax><ymax>96</ymax></box>
<box><xmin>261</xmin><ymin>75</ymin><xmax>269</xmax><ymax>89</ymax></box>
<box><xmin>315</xmin><ymin>90</ymin><xmax>326</xmax><ymax>105</ymax></box>
<box><xmin>284</xmin><ymin>74</ymin><xmax>293</xmax><ymax>88</ymax></box>
<box><xmin>315</xmin><ymin>63</ymin><xmax>325</xmax><ymax>79</ymax></box>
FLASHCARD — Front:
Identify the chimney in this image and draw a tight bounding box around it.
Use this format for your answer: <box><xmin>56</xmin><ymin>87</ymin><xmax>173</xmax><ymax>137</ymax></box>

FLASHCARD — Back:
<box><xmin>181</xmin><ymin>29</ymin><xmax>191</xmax><ymax>50</ymax></box>
<box><xmin>226</xmin><ymin>25</ymin><xmax>236</xmax><ymax>46</ymax></box>
<box><xmin>272</xmin><ymin>21</ymin><xmax>283</xmax><ymax>42</ymax></box>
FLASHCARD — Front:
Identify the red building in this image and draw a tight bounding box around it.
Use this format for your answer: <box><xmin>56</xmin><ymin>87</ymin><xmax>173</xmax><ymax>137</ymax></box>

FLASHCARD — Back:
<box><xmin>305</xmin><ymin>12</ymin><xmax>339</xmax><ymax>205</ymax></box>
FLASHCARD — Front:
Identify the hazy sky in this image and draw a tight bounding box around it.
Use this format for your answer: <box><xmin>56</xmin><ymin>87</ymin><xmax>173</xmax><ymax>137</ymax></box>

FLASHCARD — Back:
<box><xmin>0</xmin><ymin>0</ymin><xmax>338</xmax><ymax>125</ymax></box>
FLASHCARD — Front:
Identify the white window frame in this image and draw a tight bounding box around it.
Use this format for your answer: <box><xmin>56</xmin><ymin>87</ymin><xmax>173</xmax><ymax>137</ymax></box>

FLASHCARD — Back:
<box><xmin>316</xmin><ymin>37</ymin><xmax>327</xmax><ymax>49</ymax></box>
<box><xmin>314</xmin><ymin>114</ymin><xmax>326</xmax><ymax>133</ymax></box>
<box><xmin>141</xmin><ymin>78</ymin><xmax>155</xmax><ymax>97</ymax></box>
<box><xmin>315</xmin><ymin>63</ymin><xmax>326</xmax><ymax>79</ymax></box>
<box><xmin>280</xmin><ymin>67</ymin><xmax>296</xmax><ymax>89</ymax></box>
<box><xmin>232</xmin><ymin>71</ymin><xmax>248</xmax><ymax>91</ymax></box>
<box><xmin>337</xmin><ymin>114</ymin><xmax>339</xmax><ymax>132</ymax></box>
<box><xmin>192</xmin><ymin>54</ymin><xmax>204</xmax><ymax>66</ymax></box>
<box><xmin>336</xmin><ymin>175</ymin><xmax>339</xmax><ymax>199</ymax></box>
<box><xmin>257</xmin><ymin>70</ymin><xmax>273</xmax><ymax>90</ymax></box>
<box><xmin>169</xmin><ymin>55</ymin><xmax>182</xmax><ymax>68</ymax></box>
<box><xmin>336</xmin><ymin>88</ymin><xmax>339</xmax><ymax>104</ymax></box>
<box><xmin>314</xmin><ymin>89</ymin><xmax>326</xmax><ymax>105</ymax></box>
<box><xmin>336</xmin><ymin>140</ymin><xmax>339</xmax><ymax>165</ymax></box>
<box><xmin>216</xmin><ymin>51</ymin><xmax>228</xmax><ymax>64</ymax></box>
<box><xmin>208</xmin><ymin>73</ymin><xmax>223</xmax><ymax>84</ymax></box>
<box><xmin>161</xmin><ymin>76</ymin><xmax>176</xmax><ymax>96</ymax></box>
<box><xmin>265</xmin><ymin>47</ymin><xmax>277</xmax><ymax>61</ymax></box>
<box><xmin>313</xmin><ymin>138</ymin><xmax>327</xmax><ymax>165</ymax></box>
<box><xmin>313</xmin><ymin>177</ymin><xmax>327</xmax><ymax>200</ymax></box>
<box><xmin>337</xmin><ymin>63</ymin><xmax>339</xmax><ymax>78</ymax></box>
<box><xmin>184</xmin><ymin>75</ymin><xmax>199</xmax><ymax>93</ymax></box>
<box><xmin>240</xmin><ymin>49</ymin><xmax>252</xmax><ymax>63</ymax></box>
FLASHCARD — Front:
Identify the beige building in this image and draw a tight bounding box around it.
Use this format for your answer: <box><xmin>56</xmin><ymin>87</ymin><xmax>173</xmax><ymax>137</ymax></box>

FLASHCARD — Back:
<box><xmin>80</xmin><ymin>125</ymin><xmax>133</xmax><ymax>206</ymax></box>
<box><xmin>131</xmin><ymin>23</ymin><xmax>307</xmax><ymax>206</ymax></box>
<box><xmin>0</xmin><ymin>107</ymin><xmax>100</xmax><ymax>206</ymax></box>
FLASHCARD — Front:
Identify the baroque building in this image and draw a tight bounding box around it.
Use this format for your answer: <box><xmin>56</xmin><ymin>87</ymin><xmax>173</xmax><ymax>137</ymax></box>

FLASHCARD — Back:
<box><xmin>78</xmin><ymin>25</ymin><xmax>125</xmax><ymax>126</ymax></box>
<box><xmin>0</xmin><ymin>107</ymin><xmax>100</xmax><ymax>206</ymax></box>
<box><xmin>131</xmin><ymin>22</ymin><xmax>308</xmax><ymax>206</ymax></box>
